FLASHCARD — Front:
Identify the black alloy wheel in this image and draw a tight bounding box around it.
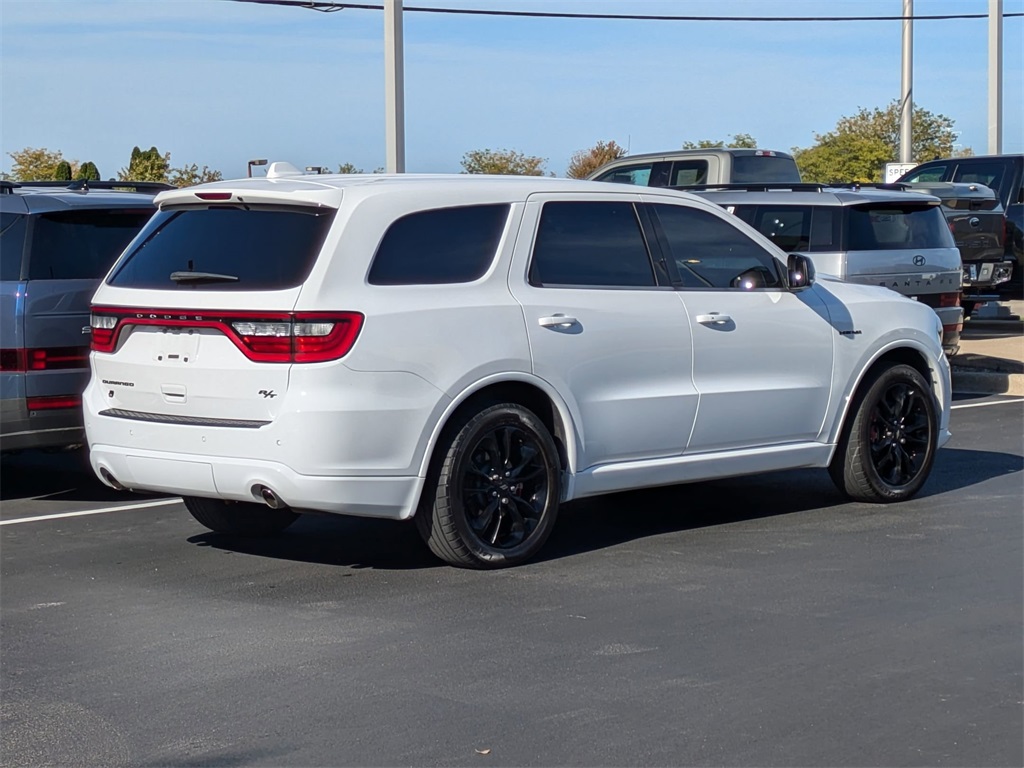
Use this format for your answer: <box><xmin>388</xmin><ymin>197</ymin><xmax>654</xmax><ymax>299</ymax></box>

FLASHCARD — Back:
<box><xmin>829</xmin><ymin>363</ymin><xmax>938</xmax><ymax>503</ymax></box>
<box><xmin>416</xmin><ymin>402</ymin><xmax>561</xmax><ymax>568</ymax></box>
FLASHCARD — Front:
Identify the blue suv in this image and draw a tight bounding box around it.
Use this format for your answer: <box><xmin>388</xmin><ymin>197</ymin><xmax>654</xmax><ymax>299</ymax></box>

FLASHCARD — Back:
<box><xmin>1</xmin><ymin>179</ymin><xmax>168</xmax><ymax>452</ymax></box>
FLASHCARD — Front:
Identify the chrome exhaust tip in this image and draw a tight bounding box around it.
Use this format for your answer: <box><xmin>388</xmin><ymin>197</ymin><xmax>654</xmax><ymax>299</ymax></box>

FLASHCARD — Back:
<box><xmin>100</xmin><ymin>467</ymin><xmax>126</xmax><ymax>491</ymax></box>
<box><xmin>255</xmin><ymin>485</ymin><xmax>282</xmax><ymax>509</ymax></box>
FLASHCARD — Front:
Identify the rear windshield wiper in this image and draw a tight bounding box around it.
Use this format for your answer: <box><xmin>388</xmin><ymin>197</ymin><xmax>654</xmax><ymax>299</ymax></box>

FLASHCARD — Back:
<box><xmin>169</xmin><ymin>271</ymin><xmax>240</xmax><ymax>284</ymax></box>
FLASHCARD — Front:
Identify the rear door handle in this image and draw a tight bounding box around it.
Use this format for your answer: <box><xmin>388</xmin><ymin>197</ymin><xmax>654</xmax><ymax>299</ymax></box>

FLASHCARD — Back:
<box><xmin>696</xmin><ymin>313</ymin><xmax>732</xmax><ymax>325</ymax></box>
<box><xmin>538</xmin><ymin>315</ymin><xmax>579</xmax><ymax>328</ymax></box>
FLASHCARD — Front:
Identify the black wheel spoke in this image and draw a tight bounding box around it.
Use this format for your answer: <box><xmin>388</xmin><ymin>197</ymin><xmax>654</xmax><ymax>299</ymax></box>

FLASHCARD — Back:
<box><xmin>868</xmin><ymin>381</ymin><xmax>932</xmax><ymax>488</ymax></box>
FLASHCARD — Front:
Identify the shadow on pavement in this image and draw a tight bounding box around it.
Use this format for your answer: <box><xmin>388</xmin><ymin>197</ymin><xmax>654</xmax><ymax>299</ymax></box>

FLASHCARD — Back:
<box><xmin>0</xmin><ymin>448</ymin><xmax>134</xmax><ymax>504</ymax></box>
<box><xmin>184</xmin><ymin>447</ymin><xmax>1022</xmax><ymax>570</ymax></box>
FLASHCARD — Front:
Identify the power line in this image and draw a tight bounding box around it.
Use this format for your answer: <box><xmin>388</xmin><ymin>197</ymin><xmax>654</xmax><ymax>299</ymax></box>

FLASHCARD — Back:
<box><xmin>230</xmin><ymin>0</ymin><xmax>1024</xmax><ymax>22</ymax></box>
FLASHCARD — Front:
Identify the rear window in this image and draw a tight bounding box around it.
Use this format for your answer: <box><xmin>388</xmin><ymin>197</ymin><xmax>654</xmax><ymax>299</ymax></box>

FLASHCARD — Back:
<box><xmin>367</xmin><ymin>204</ymin><xmax>509</xmax><ymax>285</ymax></box>
<box><xmin>847</xmin><ymin>204</ymin><xmax>954</xmax><ymax>250</ymax></box>
<box><xmin>732</xmin><ymin>155</ymin><xmax>801</xmax><ymax>183</ymax></box>
<box><xmin>27</xmin><ymin>209</ymin><xmax>153</xmax><ymax>280</ymax></box>
<box><xmin>107</xmin><ymin>206</ymin><xmax>334</xmax><ymax>290</ymax></box>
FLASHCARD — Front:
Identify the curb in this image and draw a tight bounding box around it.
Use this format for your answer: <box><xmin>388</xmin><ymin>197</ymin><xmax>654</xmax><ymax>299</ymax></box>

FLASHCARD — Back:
<box><xmin>951</xmin><ymin>368</ymin><xmax>1024</xmax><ymax>396</ymax></box>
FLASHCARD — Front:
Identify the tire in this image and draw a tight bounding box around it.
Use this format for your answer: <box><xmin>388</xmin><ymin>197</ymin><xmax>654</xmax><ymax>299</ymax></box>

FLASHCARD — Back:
<box><xmin>415</xmin><ymin>403</ymin><xmax>561</xmax><ymax>569</ymax></box>
<box><xmin>183</xmin><ymin>496</ymin><xmax>299</xmax><ymax>536</ymax></box>
<box><xmin>829</xmin><ymin>364</ymin><xmax>938</xmax><ymax>503</ymax></box>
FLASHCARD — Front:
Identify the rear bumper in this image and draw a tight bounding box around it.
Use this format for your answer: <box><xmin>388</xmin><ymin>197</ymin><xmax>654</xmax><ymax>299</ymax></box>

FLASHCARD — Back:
<box><xmin>0</xmin><ymin>399</ymin><xmax>85</xmax><ymax>452</ymax></box>
<box><xmin>933</xmin><ymin>306</ymin><xmax>963</xmax><ymax>357</ymax></box>
<box><xmin>89</xmin><ymin>444</ymin><xmax>425</xmax><ymax>520</ymax></box>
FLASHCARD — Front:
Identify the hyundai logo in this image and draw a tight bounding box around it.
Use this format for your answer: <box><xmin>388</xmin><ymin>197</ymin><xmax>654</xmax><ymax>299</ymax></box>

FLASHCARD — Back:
<box><xmin>913</xmin><ymin>255</ymin><xmax>926</xmax><ymax>266</ymax></box>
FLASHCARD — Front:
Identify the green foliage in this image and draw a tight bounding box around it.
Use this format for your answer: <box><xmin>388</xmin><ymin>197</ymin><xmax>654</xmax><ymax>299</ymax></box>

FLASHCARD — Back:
<box><xmin>337</xmin><ymin>162</ymin><xmax>362</xmax><ymax>174</ymax></box>
<box><xmin>566</xmin><ymin>139</ymin><xmax>627</xmax><ymax>179</ymax></box>
<box><xmin>53</xmin><ymin>161</ymin><xmax>73</xmax><ymax>181</ymax></box>
<box><xmin>461</xmin><ymin>148</ymin><xmax>547</xmax><ymax>176</ymax></box>
<box><xmin>7</xmin><ymin>147</ymin><xmax>67</xmax><ymax>181</ymax></box>
<box><xmin>75</xmin><ymin>161</ymin><xmax>101</xmax><ymax>181</ymax></box>
<box><xmin>793</xmin><ymin>101</ymin><xmax>968</xmax><ymax>183</ymax></box>
<box><xmin>119</xmin><ymin>145</ymin><xmax>171</xmax><ymax>182</ymax></box>
<box><xmin>168</xmin><ymin>163</ymin><xmax>224</xmax><ymax>188</ymax></box>
<box><xmin>682</xmin><ymin>133</ymin><xmax>758</xmax><ymax>150</ymax></box>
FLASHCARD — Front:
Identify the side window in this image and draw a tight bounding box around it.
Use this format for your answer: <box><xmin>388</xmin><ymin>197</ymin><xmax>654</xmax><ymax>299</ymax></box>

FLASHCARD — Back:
<box><xmin>368</xmin><ymin>204</ymin><xmax>509</xmax><ymax>285</ymax></box>
<box><xmin>749</xmin><ymin>206</ymin><xmax>812</xmax><ymax>252</ymax></box>
<box><xmin>649</xmin><ymin>203</ymin><xmax>782</xmax><ymax>289</ymax></box>
<box><xmin>809</xmin><ymin>207</ymin><xmax>841</xmax><ymax>251</ymax></box>
<box><xmin>669</xmin><ymin>161</ymin><xmax>709</xmax><ymax>187</ymax></box>
<box><xmin>952</xmin><ymin>162</ymin><xmax>1006</xmax><ymax>199</ymax></box>
<box><xmin>594</xmin><ymin>164</ymin><xmax>653</xmax><ymax>186</ymax></box>
<box><xmin>0</xmin><ymin>213</ymin><xmax>27</xmax><ymax>280</ymax></box>
<box><xmin>29</xmin><ymin>209</ymin><xmax>153</xmax><ymax>280</ymax></box>
<box><xmin>902</xmin><ymin>164</ymin><xmax>949</xmax><ymax>183</ymax></box>
<box><xmin>529</xmin><ymin>201</ymin><xmax>656</xmax><ymax>288</ymax></box>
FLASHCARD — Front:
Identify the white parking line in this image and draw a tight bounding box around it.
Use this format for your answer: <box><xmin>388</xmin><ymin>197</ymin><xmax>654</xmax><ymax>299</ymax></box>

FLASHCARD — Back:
<box><xmin>951</xmin><ymin>398</ymin><xmax>1024</xmax><ymax>411</ymax></box>
<box><xmin>0</xmin><ymin>498</ymin><xmax>182</xmax><ymax>527</ymax></box>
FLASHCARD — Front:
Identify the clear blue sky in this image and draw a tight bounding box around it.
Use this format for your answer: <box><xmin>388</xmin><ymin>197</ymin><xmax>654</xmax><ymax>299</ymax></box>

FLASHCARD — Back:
<box><xmin>2</xmin><ymin>0</ymin><xmax>1022</xmax><ymax>179</ymax></box>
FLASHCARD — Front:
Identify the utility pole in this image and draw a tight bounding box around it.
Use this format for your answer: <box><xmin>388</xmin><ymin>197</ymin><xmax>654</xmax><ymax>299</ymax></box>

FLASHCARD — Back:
<box><xmin>899</xmin><ymin>0</ymin><xmax>913</xmax><ymax>163</ymax></box>
<box><xmin>989</xmin><ymin>0</ymin><xmax>1003</xmax><ymax>154</ymax></box>
<box><xmin>384</xmin><ymin>0</ymin><xmax>406</xmax><ymax>173</ymax></box>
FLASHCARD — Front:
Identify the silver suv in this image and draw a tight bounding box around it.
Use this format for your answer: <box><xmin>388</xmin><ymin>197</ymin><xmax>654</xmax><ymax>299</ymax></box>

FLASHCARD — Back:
<box><xmin>1</xmin><ymin>180</ymin><xmax>166</xmax><ymax>452</ymax></box>
<box><xmin>691</xmin><ymin>183</ymin><xmax>964</xmax><ymax>356</ymax></box>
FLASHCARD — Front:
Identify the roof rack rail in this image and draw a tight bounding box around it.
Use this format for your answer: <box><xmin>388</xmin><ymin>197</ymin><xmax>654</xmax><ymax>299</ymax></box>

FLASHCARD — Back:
<box><xmin>0</xmin><ymin>180</ymin><xmax>21</xmax><ymax>195</ymax></box>
<box><xmin>677</xmin><ymin>181</ymin><xmax>916</xmax><ymax>193</ymax></box>
<box><xmin>677</xmin><ymin>183</ymin><xmax>830</xmax><ymax>193</ymax></box>
<box><xmin>10</xmin><ymin>180</ymin><xmax>176</xmax><ymax>194</ymax></box>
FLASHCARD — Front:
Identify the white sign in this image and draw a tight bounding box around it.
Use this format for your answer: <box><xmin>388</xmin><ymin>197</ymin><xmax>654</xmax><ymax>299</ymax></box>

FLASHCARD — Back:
<box><xmin>885</xmin><ymin>162</ymin><xmax>917</xmax><ymax>183</ymax></box>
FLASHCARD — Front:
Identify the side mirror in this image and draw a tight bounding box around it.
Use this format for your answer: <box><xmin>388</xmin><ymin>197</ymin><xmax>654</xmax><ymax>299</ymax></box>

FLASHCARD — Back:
<box><xmin>788</xmin><ymin>253</ymin><xmax>815</xmax><ymax>289</ymax></box>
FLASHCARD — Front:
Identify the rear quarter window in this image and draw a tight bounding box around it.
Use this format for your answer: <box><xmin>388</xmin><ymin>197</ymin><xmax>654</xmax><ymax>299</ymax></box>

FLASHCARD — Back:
<box><xmin>28</xmin><ymin>209</ymin><xmax>153</xmax><ymax>280</ymax></box>
<box><xmin>0</xmin><ymin>213</ymin><xmax>27</xmax><ymax>280</ymax></box>
<box><xmin>847</xmin><ymin>204</ymin><xmax>954</xmax><ymax>250</ymax></box>
<box><xmin>108</xmin><ymin>206</ymin><xmax>334</xmax><ymax>290</ymax></box>
<box><xmin>367</xmin><ymin>204</ymin><xmax>509</xmax><ymax>285</ymax></box>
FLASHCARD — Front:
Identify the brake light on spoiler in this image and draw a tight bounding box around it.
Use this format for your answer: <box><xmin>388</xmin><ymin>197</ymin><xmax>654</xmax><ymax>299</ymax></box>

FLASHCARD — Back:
<box><xmin>90</xmin><ymin>307</ymin><xmax>364</xmax><ymax>363</ymax></box>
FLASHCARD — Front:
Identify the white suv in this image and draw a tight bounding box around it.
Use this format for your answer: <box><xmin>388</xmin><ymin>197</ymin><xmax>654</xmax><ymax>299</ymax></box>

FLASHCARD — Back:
<box><xmin>85</xmin><ymin>166</ymin><xmax>952</xmax><ymax>569</ymax></box>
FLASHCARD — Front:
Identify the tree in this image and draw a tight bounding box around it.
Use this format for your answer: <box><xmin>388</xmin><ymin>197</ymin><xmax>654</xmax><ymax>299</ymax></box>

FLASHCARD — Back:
<box><xmin>793</xmin><ymin>101</ymin><xmax>968</xmax><ymax>183</ymax></box>
<box><xmin>169</xmin><ymin>163</ymin><xmax>223</xmax><ymax>188</ymax></box>
<box><xmin>566</xmin><ymin>139</ymin><xmax>627</xmax><ymax>179</ymax></box>
<box><xmin>682</xmin><ymin>133</ymin><xmax>758</xmax><ymax>150</ymax></box>
<box><xmin>461</xmin><ymin>148</ymin><xmax>547</xmax><ymax>176</ymax></box>
<box><xmin>337</xmin><ymin>162</ymin><xmax>362</xmax><ymax>174</ymax></box>
<box><xmin>53</xmin><ymin>160</ymin><xmax>73</xmax><ymax>181</ymax></box>
<box><xmin>7</xmin><ymin>147</ymin><xmax>66</xmax><ymax>181</ymax></box>
<box><xmin>76</xmin><ymin>162</ymin><xmax>101</xmax><ymax>181</ymax></box>
<box><xmin>119</xmin><ymin>146</ymin><xmax>171</xmax><ymax>182</ymax></box>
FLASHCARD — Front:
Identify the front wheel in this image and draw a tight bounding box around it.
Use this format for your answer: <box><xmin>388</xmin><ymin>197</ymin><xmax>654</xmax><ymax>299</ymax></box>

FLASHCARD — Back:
<box><xmin>416</xmin><ymin>403</ymin><xmax>561</xmax><ymax>569</ymax></box>
<box><xmin>829</xmin><ymin>364</ymin><xmax>938</xmax><ymax>503</ymax></box>
<box><xmin>183</xmin><ymin>496</ymin><xmax>299</xmax><ymax>536</ymax></box>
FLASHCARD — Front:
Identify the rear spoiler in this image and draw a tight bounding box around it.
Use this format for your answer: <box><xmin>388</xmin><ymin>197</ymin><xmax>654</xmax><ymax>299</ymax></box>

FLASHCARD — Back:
<box><xmin>679</xmin><ymin>182</ymin><xmax>918</xmax><ymax>193</ymax></box>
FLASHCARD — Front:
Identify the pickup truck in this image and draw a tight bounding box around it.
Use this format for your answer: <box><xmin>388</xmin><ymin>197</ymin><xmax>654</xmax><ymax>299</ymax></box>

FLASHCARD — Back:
<box><xmin>588</xmin><ymin>148</ymin><xmax>801</xmax><ymax>187</ymax></box>
<box><xmin>901</xmin><ymin>180</ymin><xmax>1007</xmax><ymax>314</ymax></box>
<box><xmin>899</xmin><ymin>154</ymin><xmax>1023</xmax><ymax>303</ymax></box>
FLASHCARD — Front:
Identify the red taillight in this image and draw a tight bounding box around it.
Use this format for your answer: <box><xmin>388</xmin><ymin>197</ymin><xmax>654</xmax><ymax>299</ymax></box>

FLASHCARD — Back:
<box><xmin>27</xmin><ymin>395</ymin><xmax>82</xmax><ymax>411</ymax></box>
<box><xmin>937</xmin><ymin>292</ymin><xmax>961</xmax><ymax>308</ymax></box>
<box><xmin>195</xmin><ymin>192</ymin><xmax>232</xmax><ymax>201</ymax></box>
<box><xmin>90</xmin><ymin>307</ymin><xmax>364</xmax><ymax>363</ymax></box>
<box><xmin>0</xmin><ymin>347</ymin><xmax>89</xmax><ymax>372</ymax></box>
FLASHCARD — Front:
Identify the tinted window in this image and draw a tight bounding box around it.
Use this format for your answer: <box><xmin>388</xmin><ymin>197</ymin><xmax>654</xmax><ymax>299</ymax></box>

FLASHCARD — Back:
<box><xmin>847</xmin><ymin>204</ymin><xmax>954</xmax><ymax>250</ymax></box>
<box><xmin>952</xmin><ymin>161</ymin><xmax>1007</xmax><ymax>198</ymax></box>
<box><xmin>27</xmin><ymin>209</ymin><xmax>153</xmax><ymax>280</ymax></box>
<box><xmin>368</xmin><ymin>204</ymin><xmax>508</xmax><ymax>285</ymax></box>
<box><xmin>732</xmin><ymin>155</ymin><xmax>801</xmax><ymax>183</ymax></box>
<box><xmin>594</xmin><ymin>164</ymin><xmax>653</xmax><ymax>186</ymax></box>
<box><xmin>747</xmin><ymin>206</ymin><xmax>812</xmax><ymax>252</ymax></box>
<box><xmin>0</xmin><ymin>213</ymin><xmax>27</xmax><ymax>280</ymax></box>
<box><xmin>108</xmin><ymin>206</ymin><xmax>333</xmax><ymax>290</ymax></box>
<box><xmin>669</xmin><ymin>161</ymin><xmax>708</xmax><ymax>186</ymax></box>
<box><xmin>650</xmin><ymin>204</ymin><xmax>782</xmax><ymax>289</ymax></box>
<box><xmin>530</xmin><ymin>201</ymin><xmax>655</xmax><ymax>287</ymax></box>
<box><xmin>901</xmin><ymin>164</ymin><xmax>948</xmax><ymax>183</ymax></box>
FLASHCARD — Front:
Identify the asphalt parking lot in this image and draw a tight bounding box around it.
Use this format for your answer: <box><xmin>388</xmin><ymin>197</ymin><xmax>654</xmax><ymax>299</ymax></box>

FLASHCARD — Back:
<box><xmin>2</xmin><ymin>384</ymin><xmax>1021</xmax><ymax>767</ymax></box>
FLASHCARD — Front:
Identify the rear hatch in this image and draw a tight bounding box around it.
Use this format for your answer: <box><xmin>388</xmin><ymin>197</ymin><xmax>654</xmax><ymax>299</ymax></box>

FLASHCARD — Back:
<box><xmin>89</xmin><ymin>197</ymin><xmax>343</xmax><ymax>425</ymax></box>
<box><xmin>843</xmin><ymin>200</ymin><xmax>962</xmax><ymax>299</ymax></box>
<box><xmin>903</xmin><ymin>181</ymin><xmax>1004</xmax><ymax>265</ymax></box>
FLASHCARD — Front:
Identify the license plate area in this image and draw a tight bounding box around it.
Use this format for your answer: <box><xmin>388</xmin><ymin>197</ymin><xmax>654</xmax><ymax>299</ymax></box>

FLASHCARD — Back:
<box><xmin>152</xmin><ymin>327</ymin><xmax>201</xmax><ymax>364</ymax></box>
